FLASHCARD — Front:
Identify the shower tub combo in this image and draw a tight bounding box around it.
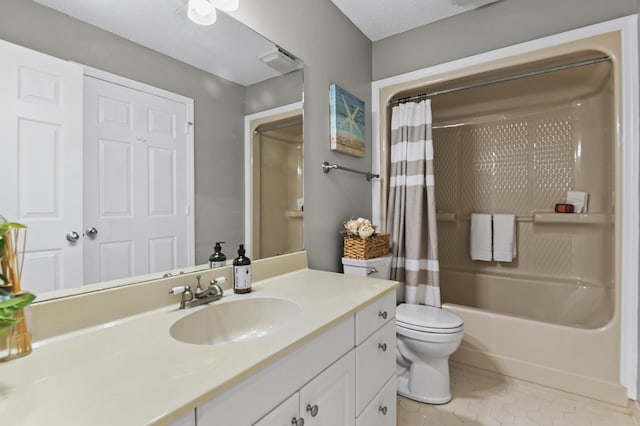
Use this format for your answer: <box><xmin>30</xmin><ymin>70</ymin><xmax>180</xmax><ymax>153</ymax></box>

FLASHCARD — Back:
<box><xmin>373</xmin><ymin>21</ymin><xmax>634</xmax><ymax>406</ymax></box>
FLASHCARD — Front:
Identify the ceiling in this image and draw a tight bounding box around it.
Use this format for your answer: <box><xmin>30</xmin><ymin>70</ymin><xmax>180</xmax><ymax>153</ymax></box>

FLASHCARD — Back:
<box><xmin>31</xmin><ymin>0</ymin><xmax>502</xmax><ymax>83</ymax></box>
<box><xmin>32</xmin><ymin>0</ymin><xmax>288</xmax><ymax>86</ymax></box>
<box><xmin>330</xmin><ymin>0</ymin><xmax>502</xmax><ymax>41</ymax></box>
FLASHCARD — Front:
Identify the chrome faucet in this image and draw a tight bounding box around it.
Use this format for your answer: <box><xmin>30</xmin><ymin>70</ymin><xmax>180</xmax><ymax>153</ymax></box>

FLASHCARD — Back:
<box><xmin>169</xmin><ymin>275</ymin><xmax>225</xmax><ymax>309</ymax></box>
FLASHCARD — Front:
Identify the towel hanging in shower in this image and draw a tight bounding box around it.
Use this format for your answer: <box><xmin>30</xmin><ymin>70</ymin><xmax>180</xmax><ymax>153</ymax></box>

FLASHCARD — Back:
<box><xmin>470</xmin><ymin>213</ymin><xmax>492</xmax><ymax>261</ymax></box>
<box><xmin>493</xmin><ymin>214</ymin><xmax>517</xmax><ymax>262</ymax></box>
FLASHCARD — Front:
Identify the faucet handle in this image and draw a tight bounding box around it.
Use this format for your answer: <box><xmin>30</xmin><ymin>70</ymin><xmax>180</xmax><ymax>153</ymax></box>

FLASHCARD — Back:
<box><xmin>210</xmin><ymin>276</ymin><xmax>226</xmax><ymax>285</ymax></box>
<box><xmin>169</xmin><ymin>285</ymin><xmax>188</xmax><ymax>294</ymax></box>
<box><xmin>169</xmin><ymin>285</ymin><xmax>194</xmax><ymax>303</ymax></box>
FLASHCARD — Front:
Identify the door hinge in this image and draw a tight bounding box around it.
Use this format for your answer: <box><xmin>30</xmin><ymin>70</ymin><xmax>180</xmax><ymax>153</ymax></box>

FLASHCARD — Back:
<box><xmin>185</xmin><ymin>121</ymin><xmax>193</xmax><ymax>134</ymax></box>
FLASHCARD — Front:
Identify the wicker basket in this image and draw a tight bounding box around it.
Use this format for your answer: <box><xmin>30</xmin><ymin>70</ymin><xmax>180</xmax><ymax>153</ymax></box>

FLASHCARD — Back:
<box><xmin>343</xmin><ymin>233</ymin><xmax>390</xmax><ymax>260</ymax></box>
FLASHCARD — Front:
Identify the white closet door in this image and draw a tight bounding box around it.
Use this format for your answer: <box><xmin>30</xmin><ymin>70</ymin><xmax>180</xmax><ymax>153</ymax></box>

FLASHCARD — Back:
<box><xmin>0</xmin><ymin>39</ymin><xmax>84</xmax><ymax>294</ymax></box>
<box><xmin>83</xmin><ymin>76</ymin><xmax>190</xmax><ymax>284</ymax></box>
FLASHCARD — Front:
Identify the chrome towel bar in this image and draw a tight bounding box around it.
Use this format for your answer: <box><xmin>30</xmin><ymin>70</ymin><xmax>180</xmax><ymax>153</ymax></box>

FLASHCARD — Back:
<box><xmin>321</xmin><ymin>161</ymin><xmax>379</xmax><ymax>181</ymax></box>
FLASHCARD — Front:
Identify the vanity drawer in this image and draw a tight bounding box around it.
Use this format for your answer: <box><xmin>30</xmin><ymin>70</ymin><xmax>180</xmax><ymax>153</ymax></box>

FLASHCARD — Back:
<box><xmin>356</xmin><ymin>374</ymin><xmax>396</xmax><ymax>426</ymax></box>
<box><xmin>355</xmin><ymin>320</ymin><xmax>396</xmax><ymax>415</ymax></box>
<box><xmin>355</xmin><ymin>291</ymin><xmax>395</xmax><ymax>344</ymax></box>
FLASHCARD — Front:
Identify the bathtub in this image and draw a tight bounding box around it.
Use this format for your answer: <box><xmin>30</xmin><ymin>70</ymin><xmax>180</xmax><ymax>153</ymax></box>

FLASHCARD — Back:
<box><xmin>373</xmin><ymin>26</ymin><xmax>631</xmax><ymax>405</ymax></box>
<box><xmin>441</xmin><ymin>270</ymin><xmax>626</xmax><ymax>406</ymax></box>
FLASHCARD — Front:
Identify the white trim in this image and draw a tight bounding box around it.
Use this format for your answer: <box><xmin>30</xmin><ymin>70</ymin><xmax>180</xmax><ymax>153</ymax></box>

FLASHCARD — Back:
<box><xmin>244</xmin><ymin>102</ymin><xmax>304</xmax><ymax>259</ymax></box>
<box><xmin>81</xmin><ymin>64</ymin><xmax>196</xmax><ymax>268</ymax></box>
<box><xmin>371</xmin><ymin>15</ymin><xmax>638</xmax><ymax>399</ymax></box>
<box><xmin>618</xmin><ymin>15</ymin><xmax>639</xmax><ymax>401</ymax></box>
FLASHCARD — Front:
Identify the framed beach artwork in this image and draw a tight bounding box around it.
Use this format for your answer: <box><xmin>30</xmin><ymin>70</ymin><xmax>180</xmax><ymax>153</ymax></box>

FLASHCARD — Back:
<box><xmin>329</xmin><ymin>84</ymin><xmax>365</xmax><ymax>157</ymax></box>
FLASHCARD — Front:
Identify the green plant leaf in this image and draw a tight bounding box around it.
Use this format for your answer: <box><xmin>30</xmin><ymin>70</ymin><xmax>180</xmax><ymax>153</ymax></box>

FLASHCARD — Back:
<box><xmin>0</xmin><ymin>293</ymin><xmax>35</xmax><ymax>317</ymax></box>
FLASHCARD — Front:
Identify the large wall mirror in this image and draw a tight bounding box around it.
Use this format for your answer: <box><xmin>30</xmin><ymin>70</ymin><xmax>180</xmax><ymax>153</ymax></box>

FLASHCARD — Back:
<box><xmin>0</xmin><ymin>0</ymin><xmax>304</xmax><ymax>301</ymax></box>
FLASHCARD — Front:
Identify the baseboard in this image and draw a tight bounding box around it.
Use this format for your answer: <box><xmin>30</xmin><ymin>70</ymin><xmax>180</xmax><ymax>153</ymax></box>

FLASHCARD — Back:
<box><xmin>452</xmin><ymin>346</ymin><xmax>629</xmax><ymax>407</ymax></box>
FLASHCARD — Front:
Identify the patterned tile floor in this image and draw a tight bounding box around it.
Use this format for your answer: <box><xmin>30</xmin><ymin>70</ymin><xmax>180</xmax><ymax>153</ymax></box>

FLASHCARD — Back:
<box><xmin>397</xmin><ymin>363</ymin><xmax>639</xmax><ymax>426</ymax></box>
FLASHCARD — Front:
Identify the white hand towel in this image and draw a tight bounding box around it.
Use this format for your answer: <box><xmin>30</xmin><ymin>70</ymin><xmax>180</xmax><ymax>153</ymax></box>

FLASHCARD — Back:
<box><xmin>493</xmin><ymin>214</ymin><xmax>517</xmax><ymax>262</ymax></box>
<box><xmin>470</xmin><ymin>213</ymin><xmax>492</xmax><ymax>261</ymax></box>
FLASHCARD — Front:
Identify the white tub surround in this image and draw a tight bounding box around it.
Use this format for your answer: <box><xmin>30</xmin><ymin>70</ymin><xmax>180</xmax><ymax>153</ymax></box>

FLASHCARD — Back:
<box><xmin>0</xmin><ymin>263</ymin><xmax>397</xmax><ymax>425</ymax></box>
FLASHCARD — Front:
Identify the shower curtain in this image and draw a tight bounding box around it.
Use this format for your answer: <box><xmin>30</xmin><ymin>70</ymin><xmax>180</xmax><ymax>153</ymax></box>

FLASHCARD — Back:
<box><xmin>386</xmin><ymin>99</ymin><xmax>440</xmax><ymax>307</ymax></box>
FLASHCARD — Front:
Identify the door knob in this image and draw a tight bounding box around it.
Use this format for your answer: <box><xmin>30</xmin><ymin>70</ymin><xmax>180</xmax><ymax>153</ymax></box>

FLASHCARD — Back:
<box><xmin>291</xmin><ymin>417</ymin><xmax>304</xmax><ymax>426</ymax></box>
<box><xmin>86</xmin><ymin>227</ymin><xmax>98</xmax><ymax>238</ymax></box>
<box><xmin>66</xmin><ymin>231</ymin><xmax>80</xmax><ymax>243</ymax></box>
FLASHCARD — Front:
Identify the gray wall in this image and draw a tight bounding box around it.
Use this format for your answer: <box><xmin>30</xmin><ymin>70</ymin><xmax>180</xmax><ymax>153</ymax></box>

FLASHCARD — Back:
<box><xmin>0</xmin><ymin>0</ymin><xmax>247</xmax><ymax>265</ymax></box>
<box><xmin>373</xmin><ymin>0</ymin><xmax>638</xmax><ymax>80</ymax></box>
<box><xmin>246</xmin><ymin>69</ymin><xmax>304</xmax><ymax>115</ymax></box>
<box><xmin>234</xmin><ymin>1</ymin><xmax>373</xmax><ymax>271</ymax></box>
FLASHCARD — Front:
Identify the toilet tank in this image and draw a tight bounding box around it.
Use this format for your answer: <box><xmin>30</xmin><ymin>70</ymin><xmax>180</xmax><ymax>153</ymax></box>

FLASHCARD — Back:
<box><xmin>342</xmin><ymin>255</ymin><xmax>392</xmax><ymax>279</ymax></box>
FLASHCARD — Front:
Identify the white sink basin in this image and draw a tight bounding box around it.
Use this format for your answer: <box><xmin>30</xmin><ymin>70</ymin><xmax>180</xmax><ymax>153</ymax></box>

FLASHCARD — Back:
<box><xmin>169</xmin><ymin>297</ymin><xmax>303</xmax><ymax>346</ymax></box>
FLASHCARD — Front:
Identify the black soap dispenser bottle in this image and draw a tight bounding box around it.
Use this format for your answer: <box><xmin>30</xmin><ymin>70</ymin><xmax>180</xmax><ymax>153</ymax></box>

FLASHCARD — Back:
<box><xmin>209</xmin><ymin>242</ymin><xmax>226</xmax><ymax>268</ymax></box>
<box><xmin>233</xmin><ymin>244</ymin><xmax>252</xmax><ymax>294</ymax></box>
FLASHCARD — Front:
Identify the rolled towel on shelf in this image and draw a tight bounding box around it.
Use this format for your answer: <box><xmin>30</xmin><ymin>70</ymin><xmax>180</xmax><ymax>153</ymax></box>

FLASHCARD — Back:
<box><xmin>493</xmin><ymin>214</ymin><xmax>517</xmax><ymax>262</ymax></box>
<box><xmin>470</xmin><ymin>213</ymin><xmax>492</xmax><ymax>261</ymax></box>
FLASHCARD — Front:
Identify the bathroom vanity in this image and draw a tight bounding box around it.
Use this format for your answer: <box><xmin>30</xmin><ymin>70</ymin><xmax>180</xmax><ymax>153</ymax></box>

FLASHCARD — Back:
<box><xmin>0</xmin><ymin>255</ymin><xmax>397</xmax><ymax>426</ymax></box>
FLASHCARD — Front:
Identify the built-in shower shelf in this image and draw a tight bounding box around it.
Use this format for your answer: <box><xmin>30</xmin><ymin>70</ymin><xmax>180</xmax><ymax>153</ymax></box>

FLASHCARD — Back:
<box><xmin>435</xmin><ymin>211</ymin><xmax>611</xmax><ymax>225</ymax></box>
<box><xmin>437</xmin><ymin>212</ymin><xmax>457</xmax><ymax>222</ymax></box>
<box><xmin>285</xmin><ymin>210</ymin><xmax>304</xmax><ymax>219</ymax></box>
<box><xmin>532</xmin><ymin>213</ymin><xmax>611</xmax><ymax>224</ymax></box>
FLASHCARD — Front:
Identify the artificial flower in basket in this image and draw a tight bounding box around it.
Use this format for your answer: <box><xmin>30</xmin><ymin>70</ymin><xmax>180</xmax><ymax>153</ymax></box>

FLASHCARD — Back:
<box><xmin>343</xmin><ymin>217</ymin><xmax>376</xmax><ymax>239</ymax></box>
<box><xmin>342</xmin><ymin>217</ymin><xmax>389</xmax><ymax>260</ymax></box>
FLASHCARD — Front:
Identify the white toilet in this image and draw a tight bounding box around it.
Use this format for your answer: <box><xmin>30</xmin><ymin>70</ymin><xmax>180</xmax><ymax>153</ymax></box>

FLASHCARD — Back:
<box><xmin>342</xmin><ymin>255</ymin><xmax>464</xmax><ymax>404</ymax></box>
<box><xmin>395</xmin><ymin>303</ymin><xmax>464</xmax><ymax>404</ymax></box>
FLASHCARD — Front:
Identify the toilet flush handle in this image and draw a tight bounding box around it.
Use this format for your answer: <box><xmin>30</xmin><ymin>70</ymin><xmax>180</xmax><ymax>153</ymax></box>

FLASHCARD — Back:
<box><xmin>367</xmin><ymin>267</ymin><xmax>378</xmax><ymax>275</ymax></box>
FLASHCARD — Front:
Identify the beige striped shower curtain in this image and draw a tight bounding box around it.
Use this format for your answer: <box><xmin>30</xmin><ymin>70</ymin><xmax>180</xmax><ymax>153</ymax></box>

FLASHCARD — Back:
<box><xmin>386</xmin><ymin>99</ymin><xmax>440</xmax><ymax>307</ymax></box>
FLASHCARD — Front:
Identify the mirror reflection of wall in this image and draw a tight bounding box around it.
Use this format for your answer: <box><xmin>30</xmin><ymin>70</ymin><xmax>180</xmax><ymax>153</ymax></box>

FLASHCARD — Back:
<box><xmin>0</xmin><ymin>0</ymin><xmax>303</xmax><ymax>300</ymax></box>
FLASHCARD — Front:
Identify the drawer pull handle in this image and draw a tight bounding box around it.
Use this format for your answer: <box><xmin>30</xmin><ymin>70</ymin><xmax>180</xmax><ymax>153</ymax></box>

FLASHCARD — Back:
<box><xmin>291</xmin><ymin>417</ymin><xmax>305</xmax><ymax>425</ymax></box>
<box><xmin>378</xmin><ymin>311</ymin><xmax>388</xmax><ymax>320</ymax></box>
<box><xmin>378</xmin><ymin>342</ymin><xmax>387</xmax><ymax>352</ymax></box>
<box><xmin>379</xmin><ymin>405</ymin><xmax>388</xmax><ymax>415</ymax></box>
<box><xmin>306</xmin><ymin>404</ymin><xmax>319</xmax><ymax>417</ymax></box>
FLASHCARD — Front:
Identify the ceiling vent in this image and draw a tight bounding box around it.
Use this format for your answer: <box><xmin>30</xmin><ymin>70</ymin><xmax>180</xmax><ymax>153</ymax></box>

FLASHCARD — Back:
<box><xmin>259</xmin><ymin>46</ymin><xmax>302</xmax><ymax>74</ymax></box>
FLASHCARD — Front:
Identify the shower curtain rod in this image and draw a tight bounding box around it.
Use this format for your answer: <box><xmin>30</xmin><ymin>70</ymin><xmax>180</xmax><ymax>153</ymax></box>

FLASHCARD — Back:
<box><xmin>254</xmin><ymin>121</ymin><xmax>303</xmax><ymax>134</ymax></box>
<box><xmin>390</xmin><ymin>56</ymin><xmax>611</xmax><ymax>106</ymax></box>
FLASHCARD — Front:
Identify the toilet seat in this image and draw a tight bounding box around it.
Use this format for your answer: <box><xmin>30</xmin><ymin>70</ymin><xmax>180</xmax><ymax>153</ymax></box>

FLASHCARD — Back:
<box><xmin>396</xmin><ymin>303</ymin><xmax>464</xmax><ymax>334</ymax></box>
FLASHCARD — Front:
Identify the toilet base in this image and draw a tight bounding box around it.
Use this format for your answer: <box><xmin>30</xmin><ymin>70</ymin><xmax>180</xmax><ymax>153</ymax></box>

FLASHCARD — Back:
<box><xmin>397</xmin><ymin>375</ymin><xmax>452</xmax><ymax>404</ymax></box>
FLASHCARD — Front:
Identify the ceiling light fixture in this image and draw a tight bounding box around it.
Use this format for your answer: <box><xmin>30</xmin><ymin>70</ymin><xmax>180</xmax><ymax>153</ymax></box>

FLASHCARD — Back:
<box><xmin>212</xmin><ymin>0</ymin><xmax>240</xmax><ymax>12</ymax></box>
<box><xmin>187</xmin><ymin>0</ymin><xmax>239</xmax><ymax>26</ymax></box>
<box><xmin>188</xmin><ymin>0</ymin><xmax>217</xmax><ymax>25</ymax></box>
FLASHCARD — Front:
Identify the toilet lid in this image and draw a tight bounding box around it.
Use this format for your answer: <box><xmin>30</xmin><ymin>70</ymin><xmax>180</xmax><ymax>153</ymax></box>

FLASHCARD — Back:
<box><xmin>396</xmin><ymin>303</ymin><xmax>464</xmax><ymax>331</ymax></box>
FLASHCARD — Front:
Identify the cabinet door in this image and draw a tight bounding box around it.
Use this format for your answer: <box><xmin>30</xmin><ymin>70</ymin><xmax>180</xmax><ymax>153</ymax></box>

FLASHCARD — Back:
<box><xmin>355</xmin><ymin>320</ymin><xmax>396</xmax><ymax>414</ymax></box>
<box><xmin>254</xmin><ymin>393</ymin><xmax>301</xmax><ymax>426</ymax></box>
<box><xmin>356</xmin><ymin>375</ymin><xmax>396</xmax><ymax>426</ymax></box>
<box><xmin>300</xmin><ymin>350</ymin><xmax>355</xmax><ymax>426</ymax></box>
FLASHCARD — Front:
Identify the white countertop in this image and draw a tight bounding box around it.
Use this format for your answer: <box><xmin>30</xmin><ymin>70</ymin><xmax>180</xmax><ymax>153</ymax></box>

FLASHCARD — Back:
<box><xmin>0</xmin><ymin>268</ymin><xmax>397</xmax><ymax>425</ymax></box>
